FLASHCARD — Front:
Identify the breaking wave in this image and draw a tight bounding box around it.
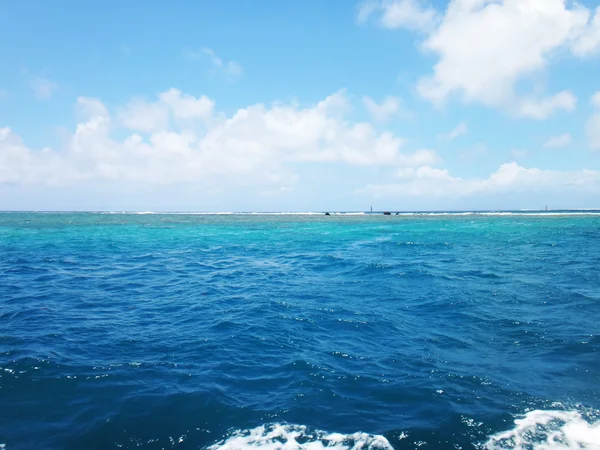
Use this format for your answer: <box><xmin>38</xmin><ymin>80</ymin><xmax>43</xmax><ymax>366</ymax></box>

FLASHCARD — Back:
<box><xmin>484</xmin><ymin>410</ymin><xmax>600</xmax><ymax>450</ymax></box>
<box><xmin>206</xmin><ymin>424</ymin><xmax>394</xmax><ymax>450</ymax></box>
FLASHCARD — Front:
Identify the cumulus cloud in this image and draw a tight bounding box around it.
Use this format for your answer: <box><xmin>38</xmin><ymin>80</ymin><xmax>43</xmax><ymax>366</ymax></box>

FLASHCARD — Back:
<box><xmin>514</xmin><ymin>92</ymin><xmax>577</xmax><ymax>119</ymax></box>
<box><xmin>364</xmin><ymin>0</ymin><xmax>600</xmax><ymax>118</ymax></box>
<box><xmin>160</xmin><ymin>88</ymin><xmax>214</xmax><ymax>120</ymax></box>
<box><xmin>117</xmin><ymin>89</ymin><xmax>214</xmax><ymax>133</ymax></box>
<box><xmin>118</xmin><ymin>100</ymin><xmax>170</xmax><ymax>133</ymax></box>
<box><xmin>362</xmin><ymin>96</ymin><xmax>403</xmax><ymax>122</ymax></box>
<box><xmin>5</xmin><ymin>87</ymin><xmax>597</xmax><ymax>209</ymax></box>
<box><xmin>0</xmin><ymin>89</ymin><xmax>439</xmax><ymax>187</ymax></box>
<box><xmin>358</xmin><ymin>0</ymin><xmax>438</xmax><ymax>32</ymax></box>
<box><xmin>398</xmin><ymin>148</ymin><xmax>441</xmax><ymax>166</ymax></box>
<box><xmin>360</xmin><ymin>162</ymin><xmax>600</xmax><ymax>198</ymax></box>
<box><xmin>543</xmin><ymin>133</ymin><xmax>572</xmax><ymax>148</ymax></box>
<box><xmin>31</xmin><ymin>76</ymin><xmax>58</xmax><ymax>100</ymax></box>
<box><xmin>571</xmin><ymin>6</ymin><xmax>600</xmax><ymax>56</ymax></box>
<box><xmin>588</xmin><ymin>91</ymin><xmax>600</xmax><ymax>150</ymax></box>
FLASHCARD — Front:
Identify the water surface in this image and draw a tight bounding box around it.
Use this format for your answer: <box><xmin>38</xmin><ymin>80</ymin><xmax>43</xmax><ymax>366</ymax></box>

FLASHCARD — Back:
<box><xmin>1</xmin><ymin>212</ymin><xmax>599</xmax><ymax>449</ymax></box>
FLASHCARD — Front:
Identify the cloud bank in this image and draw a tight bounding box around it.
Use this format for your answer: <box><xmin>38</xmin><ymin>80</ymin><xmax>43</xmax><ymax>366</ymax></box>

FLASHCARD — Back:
<box><xmin>360</xmin><ymin>162</ymin><xmax>600</xmax><ymax>198</ymax></box>
<box><xmin>0</xmin><ymin>90</ymin><xmax>436</xmax><ymax>188</ymax></box>
<box><xmin>1</xmin><ymin>87</ymin><xmax>599</xmax><ymax>210</ymax></box>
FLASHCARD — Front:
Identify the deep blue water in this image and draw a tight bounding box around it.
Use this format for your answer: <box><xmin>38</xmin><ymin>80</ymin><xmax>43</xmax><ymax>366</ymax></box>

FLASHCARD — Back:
<box><xmin>1</xmin><ymin>212</ymin><xmax>599</xmax><ymax>449</ymax></box>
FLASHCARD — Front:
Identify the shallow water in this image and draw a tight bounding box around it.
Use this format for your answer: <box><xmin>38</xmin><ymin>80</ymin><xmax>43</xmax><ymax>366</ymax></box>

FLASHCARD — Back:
<box><xmin>1</xmin><ymin>213</ymin><xmax>599</xmax><ymax>449</ymax></box>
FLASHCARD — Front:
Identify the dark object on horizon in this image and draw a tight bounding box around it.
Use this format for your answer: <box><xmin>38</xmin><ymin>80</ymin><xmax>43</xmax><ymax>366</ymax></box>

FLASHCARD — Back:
<box><xmin>396</xmin><ymin>212</ymin><xmax>399</xmax><ymax>215</ymax></box>
<box><xmin>383</xmin><ymin>212</ymin><xmax>392</xmax><ymax>215</ymax></box>
<box><xmin>325</xmin><ymin>212</ymin><xmax>331</xmax><ymax>216</ymax></box>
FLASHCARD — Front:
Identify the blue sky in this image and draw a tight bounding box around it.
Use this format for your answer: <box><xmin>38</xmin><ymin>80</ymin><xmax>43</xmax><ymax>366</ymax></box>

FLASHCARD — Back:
<box><xmin>1</xmin><ymin>0</ymin><xmax>600</xmax><ymax>211</ymax></box>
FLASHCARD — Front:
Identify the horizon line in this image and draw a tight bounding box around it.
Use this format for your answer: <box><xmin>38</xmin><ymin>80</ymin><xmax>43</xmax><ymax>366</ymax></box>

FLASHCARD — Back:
<box><xmin>2</xmin><ymin>208</ymin><xmax>600</xmax><ymax>214</ymax></box>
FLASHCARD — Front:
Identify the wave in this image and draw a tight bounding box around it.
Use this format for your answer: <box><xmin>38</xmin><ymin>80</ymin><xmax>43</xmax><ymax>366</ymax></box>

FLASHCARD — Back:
<box><xmin>484</xmin><ymin>409</ymin><xmax>600</xmax><ymax>450</ymax></box>
<box><xmin>206</xmin><ymin>410</ymin><xmax>600</xmax><ymax>450</ymax></box>
<box><xmin>103</xmin><ymin>211</ymin><xmax>367</xmax><ymax>215</ymax></box>
<box><xmin>95</xmin><ymin>211</ymin><xmax>600</xmax><ymax>216</ymax></box>
<box><xmin>206</xmin><ymin>424</ymin><xmax>394</xmax><ymax>450</ymax></box>
<box><xmin>394</xmin><ymin>212</ymin><xmax>600</xmax><ymax>217</ymax></box>
<box><xmin>476</xmin><ymin>212</ymin><xmax>600</xmax><ymax>217</ymax></box>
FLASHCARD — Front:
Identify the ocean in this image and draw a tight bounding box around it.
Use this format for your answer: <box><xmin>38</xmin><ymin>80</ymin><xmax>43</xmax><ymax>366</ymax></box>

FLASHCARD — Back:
<box><xmin>1</xmin><ymin>212</ymin><xmax>599</xmax><ymax>449</ymax></box>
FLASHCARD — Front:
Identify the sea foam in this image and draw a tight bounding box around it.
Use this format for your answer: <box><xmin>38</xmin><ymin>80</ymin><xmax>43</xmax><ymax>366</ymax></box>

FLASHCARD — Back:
<box><xmin>207</xmin><ymin>424</ymin><xmax>393</xmax><ymax>450</ymax></box>
<box><xmin>484</xmin><ymin>410</ymin><xmax>600</xmax><ymax>450</ymax></box>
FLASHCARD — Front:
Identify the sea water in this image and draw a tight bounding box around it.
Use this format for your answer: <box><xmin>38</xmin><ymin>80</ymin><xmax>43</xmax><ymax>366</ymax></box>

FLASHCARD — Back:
<box><xmin>1</xmin><ymin>212</ymin><xmax>599</xmax><ymax>449</ymax></box>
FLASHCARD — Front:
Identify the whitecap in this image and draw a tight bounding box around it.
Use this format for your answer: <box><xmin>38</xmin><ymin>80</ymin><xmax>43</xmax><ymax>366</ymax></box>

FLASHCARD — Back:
<box><xmin>207</xmin><ymin>423</ymin><xmax>393</xmax><ymax>450</ymax></box>
<box><xmin>484</xmin><ymin>409</ymin><xmax>600</xmax><ymax>450</ymax></box>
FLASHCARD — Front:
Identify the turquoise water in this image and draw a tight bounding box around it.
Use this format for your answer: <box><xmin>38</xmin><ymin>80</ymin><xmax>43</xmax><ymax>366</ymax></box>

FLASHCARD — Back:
<box><xmin>1</xmin><ymin>212</ymin><xmax>599</xmax><ymax>449</ymax></box>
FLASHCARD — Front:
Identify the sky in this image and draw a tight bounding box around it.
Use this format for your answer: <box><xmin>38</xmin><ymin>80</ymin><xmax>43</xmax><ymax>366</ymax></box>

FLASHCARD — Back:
<box><xmin>1</xmin><ymin>0</ymin><xmax>600</xmax><ymax>212</ymax></box>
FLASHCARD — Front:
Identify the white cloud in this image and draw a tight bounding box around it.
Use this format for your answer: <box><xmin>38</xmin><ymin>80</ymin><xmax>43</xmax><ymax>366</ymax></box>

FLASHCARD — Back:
<box><xmin>189</xmin><ymin>47</ymin><xmax>243</xmax><ymax>81</ymax></box>
<box><xmin>0</xmin><ymin>128</ymin><xmax>30</xmax><ymax>183</ymax></box>
<box><xmin>398</xmin><ymin>148</ymin><xmax>441</xmax><ymax>166</ymax></box>
<box><xmin>571</xmin><ymin>6</ymin><xmax>600</xmax><ymax>56</ymax></box>
<box><xmin>0</xmin><ymin>89</ymin><xmax>438</xmax><ymax>186</ymax></box>
<box><xmin>118</xmin><ymin>99</ymin><xmax>170</xmax><ymax>132</ymax></box>
<box><xmin>588</xmin><ymin>91</ymin><xmax>600</xmax><ymax>150</ymax></box>
<box><xmin>357</xmin><ymin>1</ymin><xmax>378</xmax><ymax>23</ymax></box>
<box><xmin>362</xmin><ymin>96</ymin><xmax>402</xmax><ymax>122</ymax></box>
<box><xmin>514</xmin><ymin>91</ymin><xmax>577</xmax><ymax>119</ymax></box>
<box><xmin>369</xmin><ymin>0</ymin><xmax>600</xmax><ymax>118</ymax></box>
<box><xmin>441</xmin><ymin>121</ymin><xmax>468</xmax><ymax>140</ymax></box>
<box><xmin>31</xmin><ymin>76</ymin><xmax>58</xmax><ymax>100</ymax></box>
<box><xmin>543</xmin><ymin>133</ymin><xmax>572</xmax><ymax>148</ymax></box>
<box><xmin>395</xmin><ymin>167</ymin><xmax>416</xmax><ymax>179</ymax></box>
<box><xmin>117</xmin><ymin>89</ymin><xmax>214</xmax><ymax>132</ymax></box>
<box><xmin>159</xmin><ymin>88</ymin><xmax>214</xmax><ymax>120</ymax></box>
<box><xmin>358</xmin><ymin>0</ymin><xmax>438</xmax><ymax>32</ymax></box>
<box><xmin>360</xmin><ymin>162</ymin><xmax>600</xmax><ymax>198</ymax></box>
<box><xmin>76</xmin><ymin>97</ymin><xmax>110</xmax><ymax>122</ymax></box>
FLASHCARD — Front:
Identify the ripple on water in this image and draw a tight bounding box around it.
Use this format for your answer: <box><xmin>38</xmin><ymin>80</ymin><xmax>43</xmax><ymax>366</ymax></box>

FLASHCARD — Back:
<box><xmin>1</xmin><ymin>213</ymin><xmax>599</xmax><ymax>449</ymax></box>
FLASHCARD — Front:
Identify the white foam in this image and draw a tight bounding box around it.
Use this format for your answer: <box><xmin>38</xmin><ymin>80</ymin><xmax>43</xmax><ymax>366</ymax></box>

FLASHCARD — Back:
<box><xmin>207</xmin><ymin>424</ymin><xmax>393</xmax><ymax>450</ymax></box>
<box><xmin>104</xmin><ymin>211</ymin><xmax>369</xmax><ymax>216</ymax></box>
<box><xmin>484</xmin><ymin>410</ymin><xmax>600</xmax><ymax>450</ymax></box>
<box><xmin>414</xmin><ymin>212</ymin><xmax>600</xmax><ymax>216</ymax></box>
<box><xmin>476</xmin><ymin>212</ymin><xmax>600</xmax><ymax>217</ymax></box>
